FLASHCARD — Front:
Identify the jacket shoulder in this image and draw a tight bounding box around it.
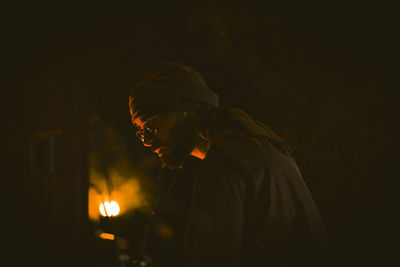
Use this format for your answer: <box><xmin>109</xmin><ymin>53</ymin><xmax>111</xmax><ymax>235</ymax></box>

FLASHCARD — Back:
<box><xmin>208</xmin><ymin>131</ymin><xmax>267</xmax><ymax>175</ymax></box>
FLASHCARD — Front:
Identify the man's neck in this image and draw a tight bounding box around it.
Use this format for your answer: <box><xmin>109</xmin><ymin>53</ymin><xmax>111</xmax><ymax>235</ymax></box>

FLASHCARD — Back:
<box><xmin>188</xmin><ymin>108</ymin><xmax>214</xmax><ymax>160</ymax></box>
<box><xmin>190</xmin><ymin>135</ymin><xmax>210</xmax><ymax>160</ymax></box>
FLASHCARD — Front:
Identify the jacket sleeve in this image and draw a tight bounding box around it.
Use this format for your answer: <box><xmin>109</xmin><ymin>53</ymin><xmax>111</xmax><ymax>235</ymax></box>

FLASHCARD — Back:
<box><xmin>184</xmin><ymin>153</ymin><xmax>247</xmax><ymax>267</ymax></box>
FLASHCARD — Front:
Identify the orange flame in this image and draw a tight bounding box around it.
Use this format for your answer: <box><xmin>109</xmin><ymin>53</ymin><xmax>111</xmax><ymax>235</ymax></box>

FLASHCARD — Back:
<box><xmin>99</xmin><ymin>200</ymin><xmax>120</xmax><ymax>217</ymax></box>
<box><xmin>99</xmin><ymin>232</ymin><xmax>115</xmax><ymax>240</ymax></box>
<box><xmin>88</xmin><ymin>166</ymin><xmax>146</xmax><ymax>221</ymax></box>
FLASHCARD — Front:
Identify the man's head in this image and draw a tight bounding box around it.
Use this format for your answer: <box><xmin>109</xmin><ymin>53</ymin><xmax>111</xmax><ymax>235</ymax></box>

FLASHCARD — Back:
<box><xmin>129</xmin><ymin>62</ymin><xmax>219</xmax><ymax>169</ymax></box>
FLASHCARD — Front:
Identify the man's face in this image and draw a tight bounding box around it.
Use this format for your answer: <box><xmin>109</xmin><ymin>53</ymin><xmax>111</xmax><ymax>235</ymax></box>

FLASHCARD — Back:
<box><xmin>132</xmin><ymin>110</ymin><xmax>195</xmax><ymax>169</ymax></box>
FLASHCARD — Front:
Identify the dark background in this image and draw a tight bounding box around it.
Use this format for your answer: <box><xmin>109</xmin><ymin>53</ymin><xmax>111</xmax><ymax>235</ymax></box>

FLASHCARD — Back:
<box><xmin>2</xmin><ymin>2</ymin><xmax>399</xmax><ymax>266</ymax></box>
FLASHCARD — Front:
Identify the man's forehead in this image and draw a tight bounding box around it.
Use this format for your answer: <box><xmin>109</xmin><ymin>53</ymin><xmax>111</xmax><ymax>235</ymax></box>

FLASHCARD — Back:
<box><xmin>129</xmin><ymin>96</ymin><xmax>135</xmax><ymax>116</ymax></box>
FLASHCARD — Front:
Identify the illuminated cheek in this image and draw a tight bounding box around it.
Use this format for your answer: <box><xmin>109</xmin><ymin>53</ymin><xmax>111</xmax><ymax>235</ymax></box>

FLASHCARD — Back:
<box><xmin>156</xmin><ymin>130</ymin><xmax>170</xmax><ymax>144</ymax></box>
<box><xmin>157</xmin><ymin>122</ymin><xmax>177</xmax><ymax>143</ymax></box>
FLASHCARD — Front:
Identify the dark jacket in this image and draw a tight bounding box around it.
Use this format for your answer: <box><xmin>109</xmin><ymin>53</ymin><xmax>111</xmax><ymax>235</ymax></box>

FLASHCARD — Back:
<box><xmin>184</xmin><ymin>107</ymin><xmax>333</xmax><ymax>267</ymax></box>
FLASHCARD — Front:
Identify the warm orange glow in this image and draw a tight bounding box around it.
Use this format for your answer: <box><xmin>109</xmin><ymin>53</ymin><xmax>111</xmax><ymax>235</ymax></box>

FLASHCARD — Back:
<box><xmin>88</xmin><ymin>168</ymin><xmax>145</xmax><ymax>221</ymax></box>
<box><xmin>99</xmin><ymin>200</ymin><xmax>120</xmax><ymax>217</ymax></box>
<box><xmin>190</xmin><ymin>147</ymin><xmax>206</xmax><ymax>159</ymax></box>
<box><xmin>99</xmin><ymin>232</ymin><xmax>115</xmax><ymax>240</ymax></box>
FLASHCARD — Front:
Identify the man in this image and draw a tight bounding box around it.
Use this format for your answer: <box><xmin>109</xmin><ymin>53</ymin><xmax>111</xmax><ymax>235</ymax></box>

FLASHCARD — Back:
<box><xmin>129</xmin><ymin>62</ymin><xmax>333</xmax><ymax>267</ymax></box>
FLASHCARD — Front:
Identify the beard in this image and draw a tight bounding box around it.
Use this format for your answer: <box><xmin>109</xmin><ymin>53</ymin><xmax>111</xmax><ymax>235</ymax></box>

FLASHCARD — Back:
<box><xmin>158</xmin><ymin>146</ymin><xmax>191</xmax><ymax>169</ymax></box>
<box><xmin>157</xmin><ymin>119</ymin><xmax>195</xmax><ymax>170</ymax></box>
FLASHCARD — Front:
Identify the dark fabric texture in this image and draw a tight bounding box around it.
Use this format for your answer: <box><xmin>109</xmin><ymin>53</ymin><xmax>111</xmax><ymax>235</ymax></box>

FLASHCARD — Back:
<box><xmin>183</xmin><ymin>107</ymin><xmax>334</xmax><ymax>267</ymax></box>
<box><xmin>129</xmin><ymin>62</ymin><xmax>219</xmax><ymax>120</ymax></box>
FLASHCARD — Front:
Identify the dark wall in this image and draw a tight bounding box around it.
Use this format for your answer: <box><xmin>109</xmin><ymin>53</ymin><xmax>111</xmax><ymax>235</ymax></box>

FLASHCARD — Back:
<box><xmin>2</xmin><ymin>3</ymin><xmax>399</xmax><ymax>266</ymax></box>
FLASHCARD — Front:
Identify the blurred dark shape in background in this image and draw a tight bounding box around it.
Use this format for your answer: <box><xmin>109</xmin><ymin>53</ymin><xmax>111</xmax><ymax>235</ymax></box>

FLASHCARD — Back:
<box><xmin>2</xmin><ymin>2</ymin><xmax>398</xmax><ymax>267</ymax></box>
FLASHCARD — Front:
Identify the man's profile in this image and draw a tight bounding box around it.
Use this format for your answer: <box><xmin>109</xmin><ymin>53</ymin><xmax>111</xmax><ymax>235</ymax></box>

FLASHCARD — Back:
<box><xmin>129</xmin><ymin>62</ymin><xmax>333</xmax><ymax>267</ymax></box>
